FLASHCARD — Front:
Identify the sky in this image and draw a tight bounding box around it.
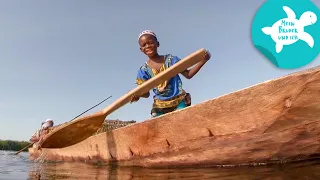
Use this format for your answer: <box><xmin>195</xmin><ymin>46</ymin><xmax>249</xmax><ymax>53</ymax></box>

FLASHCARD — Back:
<box><xmin>0</xmin><ymin>0</ymin><xmax>319</xmax><ymax>141</ymax></box>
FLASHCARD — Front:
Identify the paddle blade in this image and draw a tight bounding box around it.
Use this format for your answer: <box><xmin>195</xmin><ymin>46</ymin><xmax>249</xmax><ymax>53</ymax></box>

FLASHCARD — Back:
<box><xmin>39</xmin><ymin>111</ymin><xmax>106</xmax><ymax>148</ymax></box>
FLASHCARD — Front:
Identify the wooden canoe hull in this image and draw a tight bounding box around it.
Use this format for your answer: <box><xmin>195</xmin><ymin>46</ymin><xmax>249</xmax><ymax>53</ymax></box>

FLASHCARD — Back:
<box><xmin>29</xmin><ymin>66</ymin><xmax>320</xmax><ymax>167</ymax></box>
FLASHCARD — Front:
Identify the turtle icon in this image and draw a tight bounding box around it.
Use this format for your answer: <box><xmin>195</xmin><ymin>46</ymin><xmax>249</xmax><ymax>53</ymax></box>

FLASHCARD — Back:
<box><xmin>261</xmin><ymin>6</ymin><xmax>317</xmax><ymax>53</ymax></box>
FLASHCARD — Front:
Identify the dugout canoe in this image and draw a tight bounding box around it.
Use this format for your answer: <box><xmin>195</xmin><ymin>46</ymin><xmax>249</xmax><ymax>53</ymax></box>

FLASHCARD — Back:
<box><xmin>28</xmin><ymin>65</ymin><xmax>320</xmax><ymax>168</ymax></box>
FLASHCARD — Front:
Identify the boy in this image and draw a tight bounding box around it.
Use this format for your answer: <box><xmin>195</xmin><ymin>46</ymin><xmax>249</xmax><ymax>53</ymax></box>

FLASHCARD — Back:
<box><xmin>131</xmin><ymin>30</ymin><xmax>210</xmax><ymax>117</ymax></box>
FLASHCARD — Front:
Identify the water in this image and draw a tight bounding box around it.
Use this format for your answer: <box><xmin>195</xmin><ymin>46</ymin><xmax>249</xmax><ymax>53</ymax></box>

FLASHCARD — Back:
<box><xmin>1</xmin><ymin>150</ymin><xmax>320</xmax><ymax>180</ymax></box>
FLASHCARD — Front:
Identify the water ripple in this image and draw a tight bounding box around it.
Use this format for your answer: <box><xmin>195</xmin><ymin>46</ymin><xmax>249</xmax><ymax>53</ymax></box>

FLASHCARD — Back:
<box><xmin>1</xmin><ymin>150</ymin><xmax>320</xmax><ymax>180</ymax></box>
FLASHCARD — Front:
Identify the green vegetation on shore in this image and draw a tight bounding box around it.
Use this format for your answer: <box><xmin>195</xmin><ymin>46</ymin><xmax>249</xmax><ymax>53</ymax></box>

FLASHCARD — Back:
<box><xmin>0</xmin><ymin>139</ymin><xmax>30</xmax><ymax>152</ymax></box>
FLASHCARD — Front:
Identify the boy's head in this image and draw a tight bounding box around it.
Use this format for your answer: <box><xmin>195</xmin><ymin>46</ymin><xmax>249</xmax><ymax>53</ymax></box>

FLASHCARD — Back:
<box><xmin>138</xmin><ymin>30</ymin><xmax>160</xmax><ymax>58</ymax></box>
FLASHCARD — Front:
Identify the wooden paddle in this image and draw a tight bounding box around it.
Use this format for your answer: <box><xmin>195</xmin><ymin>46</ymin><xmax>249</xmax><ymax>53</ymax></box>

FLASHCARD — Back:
<box><xmin>14</xmin><ymin>142</ymin><xmax>35</xmax><ymax>155</ymax></box>
<box><xmin>39</xmin><ymin>48</ymin><xmax>208</xmax><ymax>149</ymax></box>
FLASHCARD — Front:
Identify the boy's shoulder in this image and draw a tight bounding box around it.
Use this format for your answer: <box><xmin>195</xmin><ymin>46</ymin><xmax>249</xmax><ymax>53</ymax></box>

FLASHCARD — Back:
<box><xmin>165</xmin><ymin>53</ymin><xmax>178</xmax><ymax>59</ymax></box>
<box><xmin>137</xmin><ymin>54</ymin><xmax>181</xmax><ymax>71</ymax></box>
<box><xmin>165</xmin><ymin>54</ymin><xmax>181</xmax><ymax>65</ymax></box>
<box><xmin>138</xmin><ymin>62</ymin><xmax>149</xmax><ymax>72</ymax></box>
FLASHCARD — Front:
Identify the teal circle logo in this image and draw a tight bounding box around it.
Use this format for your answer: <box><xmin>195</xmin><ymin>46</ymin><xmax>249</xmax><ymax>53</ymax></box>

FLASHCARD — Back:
<box><xmin>251</xmin><ymin>0</ymin><xmax>320</xmax><ymax>69</ymax></box>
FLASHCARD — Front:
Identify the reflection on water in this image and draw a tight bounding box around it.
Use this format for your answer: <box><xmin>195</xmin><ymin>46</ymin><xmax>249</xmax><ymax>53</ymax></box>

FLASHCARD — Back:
<box><xmin>1</xmin><ymin>151</ymin><xmax>320</xmax><ymax>180</ymax></box>
<box><xmin>28</xmin><ymin>160</ymin><xmax>320</xmax><ymax>180</ymax></box>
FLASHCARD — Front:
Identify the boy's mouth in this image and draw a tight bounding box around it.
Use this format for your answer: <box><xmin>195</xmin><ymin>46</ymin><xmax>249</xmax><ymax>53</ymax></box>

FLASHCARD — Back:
<box><xmin>146</xmin><ymin>49</ymin><xmax>154</xmax><ymax>54</ymax></box>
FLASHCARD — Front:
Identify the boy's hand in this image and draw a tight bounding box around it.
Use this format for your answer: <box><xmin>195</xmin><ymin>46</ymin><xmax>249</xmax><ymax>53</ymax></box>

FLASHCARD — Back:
<box><xmin>203</xmin><ymin>50</ymin><xmax>211</xmax><ymax>62</ymax></box>
<box><xmin>130</xmin><ymin>94</ymin><xmax>140</xmax><ymax>103</ymax></box>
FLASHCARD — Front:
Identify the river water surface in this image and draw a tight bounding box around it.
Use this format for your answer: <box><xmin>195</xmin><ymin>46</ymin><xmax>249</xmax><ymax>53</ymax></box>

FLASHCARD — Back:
<box><xmin>1</xmin><ymin>150</ymin><xmax>320</xmax><ymax>180</ymax></box>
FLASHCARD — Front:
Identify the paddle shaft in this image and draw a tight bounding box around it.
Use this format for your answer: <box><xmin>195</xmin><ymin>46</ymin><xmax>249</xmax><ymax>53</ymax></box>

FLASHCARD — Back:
<box><xmin>14</xmin><ymin>142</ymin><xmax>34</xmax><ymax>155</ymax></box>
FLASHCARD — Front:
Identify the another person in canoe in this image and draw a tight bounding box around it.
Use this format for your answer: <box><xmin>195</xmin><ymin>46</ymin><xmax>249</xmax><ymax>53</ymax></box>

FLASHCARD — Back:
<box><xmin>130</xmin><ymin>30</ymin><xmax>211</xmax><ymax>117</ymax></box>
<box><xmin>30</xmin><ymin>119</ymin><xmax>54</xmax><ymax>149</ymax></box>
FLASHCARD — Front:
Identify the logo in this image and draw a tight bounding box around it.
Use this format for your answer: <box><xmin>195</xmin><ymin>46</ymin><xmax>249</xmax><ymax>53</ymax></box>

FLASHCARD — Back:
<box><xmin>251</xmin><ymin>0</ymin><xmax>320</xmax><ymax>69</ymax></box>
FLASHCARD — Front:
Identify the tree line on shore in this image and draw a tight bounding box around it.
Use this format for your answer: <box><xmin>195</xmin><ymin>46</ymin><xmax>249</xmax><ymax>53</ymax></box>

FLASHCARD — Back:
<box><xmin>0</xmin><ymin>139</ymin><xmax>30</xmax><ymax>152</ymax></box>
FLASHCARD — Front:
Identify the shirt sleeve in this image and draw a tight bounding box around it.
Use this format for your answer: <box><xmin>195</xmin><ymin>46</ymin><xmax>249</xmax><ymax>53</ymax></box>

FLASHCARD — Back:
<box><xmin>135</xmin><ymin>67</ymin><xmax>150</xmax><ymax>85</ymax></box>
<box><xmin>171</xmin><ymin>55</ymin><xmax>182</xmax><ymax>65</ymax></box>
<box><xmin>170</xmin><ymin>55</ymin><xmax>190</xmax><ymax>73</ymax></box>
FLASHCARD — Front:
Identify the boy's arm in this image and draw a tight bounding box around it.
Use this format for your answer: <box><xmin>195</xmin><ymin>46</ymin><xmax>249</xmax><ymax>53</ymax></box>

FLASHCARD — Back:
<box><xmin>180</xmin><ymin>50</ymin><xmax>211</xmax><ymax>79</ymax></box>
<box><xmin>131</xmin><ymin>67</ymin><xmax>151</xmax><ymax>102</ymax></box>
<box><xmin>181</xmin><ymin>61</ymin><xmax>206</xmax><ymax>79</ymax></box>
<box><xmin>141</xmin><ymin>91</ymin><xmax>150</xmax><ymax>98</ymax></box>
<box><xmin>130</xmin><ymin>91</ymin><xmax>149</xmax><ymax>103</ymax></box>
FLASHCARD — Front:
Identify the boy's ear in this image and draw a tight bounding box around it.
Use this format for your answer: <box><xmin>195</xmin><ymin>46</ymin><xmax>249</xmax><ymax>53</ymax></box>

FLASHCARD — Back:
<box><xmin>139</xmin><ymin>47</ymin><xmax>143</xmax><ymax>52</ymax></box>
<box><xmin>157</xmin><ymin>41</ymin><xmax>160</xmax><ymax>47</ymax></box>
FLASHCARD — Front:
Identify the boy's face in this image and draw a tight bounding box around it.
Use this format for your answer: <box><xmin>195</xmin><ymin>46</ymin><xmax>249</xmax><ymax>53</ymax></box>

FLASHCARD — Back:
<box><xmin>138</xmin><ymin>34</ymin><xmax>159</xmax><ymax>57</ymax></box>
